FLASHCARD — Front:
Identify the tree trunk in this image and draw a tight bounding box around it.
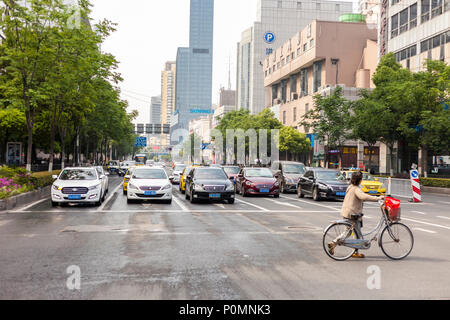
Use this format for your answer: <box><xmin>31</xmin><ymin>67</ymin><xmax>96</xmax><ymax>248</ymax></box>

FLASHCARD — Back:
<box><xmin>368</xmin><ymin>145</ymin><xmax>373</xmax><ymax>173</ymax></box>
<box><xmin>389</xmin><ymin>144</ymin><xmax>395</xmax><ymax>176</ymax></box>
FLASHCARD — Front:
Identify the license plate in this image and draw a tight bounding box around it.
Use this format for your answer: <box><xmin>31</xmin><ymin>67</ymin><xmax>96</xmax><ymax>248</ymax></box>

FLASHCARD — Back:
<box><xmin>368</xmin><ymin>190</ymin><xmax>378</xmax><ymax>194</ymax></box>
<box><xmin>260</xmin><ymin>188</ymin><xmax>270</xmax><ymax>193</ymax></box>
<box><xmin>144</xmin><ymin>191</ymin><xmax>157</xmax><ymax>196</ymax></box>
<box><xmin>68</xmin><ymin>195</ymin><xmax>81</xmax><ymax>200</ymax></box>
<box><xmin>209</xmin><ymin>194</ymin><xmax>221</xmax><ymax>198</ymax></box>
<box><xmin>336</xmin><ymin>192</ymin><xmax>346</xmax><ymax>196</ymax></box>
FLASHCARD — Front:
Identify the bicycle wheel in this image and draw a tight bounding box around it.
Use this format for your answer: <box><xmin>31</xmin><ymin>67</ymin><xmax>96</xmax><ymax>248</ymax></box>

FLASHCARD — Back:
<box><xmin>323</xmin><ymin>223</ymin><xmax>357</xmax><ymax>261</ymax></box>
<box><xmin>380</xmin><ymin>222</ymin><xmax>414</xmax><ymax>260</ymax></box>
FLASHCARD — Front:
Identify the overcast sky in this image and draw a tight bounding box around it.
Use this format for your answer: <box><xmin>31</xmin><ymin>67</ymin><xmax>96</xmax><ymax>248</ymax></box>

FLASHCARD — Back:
<box><xmin>90</xmin><ymin>0</ymin><xmax>355</xmax><ymax>124</ymax></box>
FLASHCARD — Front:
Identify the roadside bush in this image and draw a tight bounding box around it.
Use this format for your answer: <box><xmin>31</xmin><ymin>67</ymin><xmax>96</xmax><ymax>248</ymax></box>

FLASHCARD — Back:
<box><xmin>420</xmin><ymin>178</ymin><xmax>450</xmax><ymax>188</ymax></box>
<box><xmin>30</xmin><ymin>171</ymin><xmax>60</xmax><ymax>188</ymax></box>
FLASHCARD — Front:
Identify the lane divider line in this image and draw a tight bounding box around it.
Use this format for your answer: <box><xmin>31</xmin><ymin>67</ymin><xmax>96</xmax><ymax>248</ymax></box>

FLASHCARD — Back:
<box><xmin>413</xmin><ymin>227</ymin><xmax>437</xmax><ymax>234</ymax></box>
<box><xmin>14</xmin><ymin>198</ymin><xmax>49</xmax><ymax>212</ymax></box>
<box><xmin>235</xmin><ymin>198</ymin><xmax>269</xmax><ymax>212</ymax></box>
<box><xmin>97</xmin><ymin>182</ymin><xmax>123</xmax><ymax>212</ymax></box>
<box><xmin>437</xmin><ymin>216</ymin><xmax>450</xmax><ymax>220</ymax></box>
<box><xmin>172</xmin><ymin>194</ymin><xmax>189</xmax><ymax>212</ymax></box>
<box><xmin>403</xmin><ymin>217</ymin><xmax>450</xmax><ymax>231</ymax></box>
<box><xmin>412</xmin><ymin>211</ymin><xmax>427</xmax><ymax>215</ymax></box>
<box><xmin>280</xmin><ymin>195</ymin><xmax>341</xmax><ymax>212</ymax></box>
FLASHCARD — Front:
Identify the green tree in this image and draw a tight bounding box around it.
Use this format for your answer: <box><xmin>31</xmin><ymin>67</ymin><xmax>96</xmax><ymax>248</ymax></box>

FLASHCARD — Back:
<box><xmin>300</xmin><ymin>86</ymin><xmax>351</xmax><ymax>167</ymax></box>
<box><xmin>279</xmin><ymin>126</ymin><xmax>311</xmax><ymax>161</ymax></box>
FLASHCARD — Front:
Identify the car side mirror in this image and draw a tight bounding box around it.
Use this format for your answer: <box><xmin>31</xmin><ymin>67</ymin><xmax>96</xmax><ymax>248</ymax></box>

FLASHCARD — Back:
<box><xmin>52</xmin><ymin>175</ymin><xmax>58</xmax><ymax>180</ymax></box>
<box><xmin>105</xmin><ymin>172</ymin><xmax>110</xmax><ymax>176</ymax></box>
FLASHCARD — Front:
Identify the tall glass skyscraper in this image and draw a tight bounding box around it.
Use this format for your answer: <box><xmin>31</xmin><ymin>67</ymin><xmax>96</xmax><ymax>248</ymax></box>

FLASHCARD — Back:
<box><xmin>172</xmin><ymin>0</ymin><xmax>214</xmax><ymax>142</ymax></box>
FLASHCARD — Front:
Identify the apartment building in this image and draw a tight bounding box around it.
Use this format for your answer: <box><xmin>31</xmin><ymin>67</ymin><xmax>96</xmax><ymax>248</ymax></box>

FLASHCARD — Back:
<box><xmin>264</xmin><ymin>20</ymin><xmax>380</xmax><ymax>169</ymax></box>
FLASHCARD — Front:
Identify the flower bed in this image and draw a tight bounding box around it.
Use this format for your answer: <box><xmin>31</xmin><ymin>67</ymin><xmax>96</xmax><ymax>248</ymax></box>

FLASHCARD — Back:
<box><xmin>0</xmin><ymin>166</ymin><xmax>60</xmax><ymax>199</ymax></box>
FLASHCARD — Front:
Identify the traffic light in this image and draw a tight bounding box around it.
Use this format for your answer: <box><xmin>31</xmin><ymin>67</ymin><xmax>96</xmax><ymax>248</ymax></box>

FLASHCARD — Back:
<box><xmin>163</xmin><ymin>124</ymin><xmax>170</xmax><ymax>134</ymax></box>
<box><xmin>137</xmin><ymin>124</ymin><xmax>144</xmax><ymax>134</ymax></box>
<box><xmin>154</xmin><ymin>124</ymin><xmax>162</xmax><ymax>134</ymax></box>
<box><xmin>145</xmin><ymin>124</ymin><xmax>153</xmax><ymax>134</ymax></box>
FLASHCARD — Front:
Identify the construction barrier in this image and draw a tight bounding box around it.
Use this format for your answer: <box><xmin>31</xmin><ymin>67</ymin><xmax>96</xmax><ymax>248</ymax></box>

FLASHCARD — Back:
<box><xmin>378</xmin><ymin>177</ymin><xmax>421</xmax><ymax>201</ymax></box>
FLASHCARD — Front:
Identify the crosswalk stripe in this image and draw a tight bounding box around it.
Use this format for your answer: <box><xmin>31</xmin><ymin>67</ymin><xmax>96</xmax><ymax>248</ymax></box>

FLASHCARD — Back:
<box><xmin>235</xmin><ymin>198</ymin><xmax>269</xmax><ymax>212</ymax></box>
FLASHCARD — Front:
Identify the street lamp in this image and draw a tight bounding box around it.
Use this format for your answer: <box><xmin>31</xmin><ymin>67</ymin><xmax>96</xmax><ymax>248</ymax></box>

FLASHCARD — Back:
<box><xmin>331</xmin><ymin>58</ymin><xmax>340</xmax><ymax>86</ymax></box>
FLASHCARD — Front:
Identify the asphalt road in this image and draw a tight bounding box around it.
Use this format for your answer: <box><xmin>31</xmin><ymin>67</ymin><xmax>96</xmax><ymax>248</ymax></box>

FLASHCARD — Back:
<box><xmin>1</xmin><ymin>175</ymin><xmax>450</xmax><ymax>299</ymax></box>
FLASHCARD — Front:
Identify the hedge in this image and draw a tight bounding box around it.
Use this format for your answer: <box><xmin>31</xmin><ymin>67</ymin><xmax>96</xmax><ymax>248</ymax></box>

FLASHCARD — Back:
<box><xmin>420</xmin><ymin>178</ymin><xmax>450</xmax><ymax>188</ymax></box>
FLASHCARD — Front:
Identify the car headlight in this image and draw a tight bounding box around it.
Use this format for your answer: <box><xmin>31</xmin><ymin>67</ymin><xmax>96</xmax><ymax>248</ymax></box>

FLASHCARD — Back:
<box><xmin>318</xmin><ymin>184</ymin><xmax>329</xmax><ymax>190</ymax></box>
<box><xmin>52</xmin><ymin>185</ymin><xmax>62</xmax><ymax>191</ymax></box>
<box><xmin>194</xmin><ymin>184</ymin><xmax>204</xmax><ymax>191</ymax></box>
<box><xmin>128</xmin><ymin>183</ymin><xmax>138</xmax><ymax>190</ymax></box>
<box><xmin>162</xmin><ymin>184</ymin><xmax>172</xmax><ymax>190</ymax></box>
<box><xmin>245</xmin><ymin>181</ymin><xmax>253</xmax><ymax>186</ymax></box>
<box><xmin>88</xmin><ymin>184</ymin><xmax>101</xmax><ymax>191</ymax></box>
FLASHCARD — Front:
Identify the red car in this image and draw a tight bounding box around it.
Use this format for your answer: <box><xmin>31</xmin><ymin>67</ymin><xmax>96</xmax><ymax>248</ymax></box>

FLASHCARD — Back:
<box><xmin>236</xmin><ymin>167</ymin><xmax>280</xmax><ymax>197</ymax></box>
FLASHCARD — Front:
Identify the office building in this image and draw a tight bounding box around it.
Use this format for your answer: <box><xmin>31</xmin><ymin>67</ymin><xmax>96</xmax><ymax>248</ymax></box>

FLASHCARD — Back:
<box><xmin>172</xmin><ymin>0</ymin><xmax>214</xmax><ymax>142</ymax></box>
<box><xmin>359</xmin><ymin>0</ymin><xmax>381</xmax><ymax>24</ymax></box>
<box><xmin>236</xmin><ymin>0</ymin><xmax>353</xmax><ymax>114</ymax></box>
<box><xmin>150</xmin><ymin>96</ymin><xmax>162</xmax><ymax>125</ymax></box>
<box><xmin>379</xmin><ymin>0</ymin><xmax>449</xmax><ymax>72</ymax></box>
<box><xmin>161</xmin><ymin>61</ymin><xmax>176</xmax><ymax>145</ymax></box>
<box><xmin>264</xmin><ymin>20</ymin><xmax>379</xmax><ymax>169</ymax></box>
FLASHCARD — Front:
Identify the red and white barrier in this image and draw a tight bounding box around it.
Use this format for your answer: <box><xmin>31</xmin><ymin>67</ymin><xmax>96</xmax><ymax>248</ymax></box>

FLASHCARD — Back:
<box><xmin>410</xmin><ymin>170</ymin><xmax>422</xmax><ymax>203</ymax></box>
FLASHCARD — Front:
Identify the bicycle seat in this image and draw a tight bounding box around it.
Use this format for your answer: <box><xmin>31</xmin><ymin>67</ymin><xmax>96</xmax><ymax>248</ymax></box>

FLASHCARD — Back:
<box><xmin>351</xmin><ymin>213</ymin><xmax>364</xmax><ymax>220</ymax></box>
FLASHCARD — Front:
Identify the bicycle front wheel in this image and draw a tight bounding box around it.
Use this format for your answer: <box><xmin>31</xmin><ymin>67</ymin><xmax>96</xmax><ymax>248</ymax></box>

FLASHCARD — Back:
<box><xmin>323</xmin><ymin>223</ymin><xmax>356</xmax><ymax>261</ymax></box>
<box><xmin>380</xmin><ymin>222</ymin><xmax>414</xmax><ymax>260</ymax></box>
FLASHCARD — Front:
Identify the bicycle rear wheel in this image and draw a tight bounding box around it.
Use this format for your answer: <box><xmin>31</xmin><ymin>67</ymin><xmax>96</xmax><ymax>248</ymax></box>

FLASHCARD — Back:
<box><xmin>323</xmin><ymin>223</ymin><xmax>357</xmax><ymax>261</ymax></box>
<box><xmin>380</xmin><ymin>222</ymin><xmax>414</xmax><ymax>260</ymax></box>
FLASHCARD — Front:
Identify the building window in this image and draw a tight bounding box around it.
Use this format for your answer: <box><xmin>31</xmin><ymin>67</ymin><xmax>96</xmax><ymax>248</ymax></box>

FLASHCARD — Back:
<box><xmin>399</xmin><ymin>8</ymin><xmax>409</xmax><ymax>34</ymax></box>
<box><xmin>392</xmin><ymin>0</ymin><xmax>400</xmax><ymax>4</ymax></box>
<box><xmin>282</xmin><ymin>111</ymin><xmax>286</xmax><ymax>124</ymax></box>
<box><xmin>313</xmin><ymin>61</ymin><xmax>322</xmax><ymax>93</ymax></box>
<box><xmin>410</xmin><ymin>3</ymin><xmax>418</xmax><ymax>29</ymax></box>
<box><xmin>297</xmin><ymin>48</ymin><xmax>301</xmax><ymax>56</ymax></box>
<box><xmin>303</xmin><ymin>43</ymin><xmax>307</xmax><ymax>52</ymax></box>
<box><xmin>421</xmin><ymin>0</ymin><xmax>431</xmax><ymax>22</ymax></box>
<box><xmin>290</xmin><ymin>74</ymin><xmax>297</xmax><ymax>93</ymax></box>
<box><xmin>391</xmin><ymin>14</ymin><xmax>399</xmax><ymax>38</ymax></box>
<box><xmin>277</xmin><ymin>62</ymin><xmax>281</xmax><ymax>69</ymax></box>
<box><xmin>316</xmin><ymin>3</ymin><xmax>321</xmax><ymax>10</ymax></box>
<box><xmin>336</xmin><ymin>4</ymin><xmax>340</xmax><ymax>11</ymax></box>
<box><xmin>291</xmin><ymin>52</ymin><xmax>295</xmax><ymax>60</ymax></box>
<box><xmin>286</xmin><ymin>55</ymin><xmax>290</xmax><ymax>63</ymax></box>
<box><xmin>281</xmin><ymin>58</ymin><xmax>285</xmax><ymax>66</ymax></box>
<box><xmin>431</xmin><ymin>0</ymin><xmax>443</xmax><ymax>17</ymax></box>
<box><xmin>278</xmin><ymin>0</ymin><xmax>283</xmax><ymax>8</ymax></box>
<box><xmin>305</xmin><ymin>103</ymin><xmax>309</xmax><ymax>114</ymax></box>
<box><xmin>310</xmin><ymin>39</ymin><xmax>314</xmax><ymax>48</ymax></box>
<box><xmin>300</xmin><ymin>69</ymin><xmax>308</xmax><ymax>96</ymax></box>
<box><xmin>293</xmin><ymin>108</ymin><xmax>297</xmax><ymax>122</ymax></box>
<box><xmin>297</xmin><ymin>1</ymin><xmax>302</xmax><ymax>9</ymax></box>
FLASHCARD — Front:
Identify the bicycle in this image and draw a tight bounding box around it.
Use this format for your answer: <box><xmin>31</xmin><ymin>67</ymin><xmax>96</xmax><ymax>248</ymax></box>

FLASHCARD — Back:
<box><xmin>323</xmin><ymin>196</ymin><xmax>414</xmax><ymax>261</ymax></box>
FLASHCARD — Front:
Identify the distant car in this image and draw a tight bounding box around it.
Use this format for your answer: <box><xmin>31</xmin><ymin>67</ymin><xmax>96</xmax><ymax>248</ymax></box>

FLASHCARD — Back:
<box><xmin>126</xmin><ymin>167</ymin><xmax>172</xmax><ymax>204</ymax></box>
<box><xmin>107</xmin><ymin>161</ymin><xmax>120</xmax><ymax>174</ymax></box>
<box><xmin>51</xmin><ymin>167</ymin><xmax>107</xmax><ymax>207</ymax></box>
<box><xmin>145</xmin><ymin>160</ymin><xmax>154</xmax><ymax>166</ymax></box>
<box><xmin>185</xmin><ymin>167</ymin><xmax>235</xmax><ymax>204</ymax></box>
<box><xmin>118</xmin><ymin>161</ymin><xmax>136</xmax><ymax>176</ymax></box>
<box><xmin>271</xmin><ymin>161</ymin><xmax>307</xmax><ymax>193</ymax></box>
<box><xmin>341</xmin><ymin>170</ymin><xmax>386</xmax><ymax>195</ymax></box>
<box><xmin>430</xmin><ymin>164</ymin><xmax>450</xmax><ymax>175</ymax></box>
<box><xmin>297</xmin><ymin>169</ymin><xmax>348</xmax><ymax>201</ymax></box>
<box><xmin>236</xmin><ymin>167</ymin><xmax>280</xmax><ymax>197</ymax></box>
<box><xmin>222</xmin><ymin>166</ymin><xmax>240</xmax><ymax>183</ymax></box>
<box><xmin>170</xmin><ymin>163</ymin><xmax>187</xmax><ymax>184</ymax></box>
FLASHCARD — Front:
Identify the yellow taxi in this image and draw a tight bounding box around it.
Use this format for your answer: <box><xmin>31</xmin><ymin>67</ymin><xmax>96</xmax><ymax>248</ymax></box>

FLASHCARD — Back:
<box><xmin>341</xmin><ymin>170</ymin><xmax>386</xmax><ymax>195</ymax></box>
<box><xmin>122</xmin><ymin>166</ymin><xmax>136</xmax><ymax>195</ymax></box>
<box><xmin>179</xmin><ymin>165</ymin><xmax>202</xmax><ymax>194</ymax></box>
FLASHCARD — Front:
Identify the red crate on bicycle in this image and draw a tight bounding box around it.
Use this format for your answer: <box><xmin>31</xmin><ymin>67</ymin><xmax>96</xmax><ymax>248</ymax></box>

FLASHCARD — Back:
<box><xmin>385</xmin><ymin>196</ymin><xmax>401</xmax><ymax>222</ymax></box>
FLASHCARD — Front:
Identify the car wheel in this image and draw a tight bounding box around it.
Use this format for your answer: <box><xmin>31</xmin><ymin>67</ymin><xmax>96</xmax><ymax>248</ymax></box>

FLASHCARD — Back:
<box><xmin>313</xmin><ymin>187</ymin><xmax>321</xmax><ymax>201</ymax></box>
<box><xmin>127</xmin><ymin>198</ymin><xmax>134</xmax><ymax>204</ymax></box>
<box><xmin>51</xmin><ymin>201</ymin><xmax>58</xmax><ymax>207</ymax></box>
<box><xmin>165</xmin><ymin>199</ymin><xmax>172</xmax><ymax>205</ymax></box>
<box><xmin>190</xmin><ymin>190</ymin><xmax>196</xmax><ymax>203</ymax></box>
<box><xmin>228</xmin><ymin>198</ymin><xmax>235</xmax><ymax>204</ymax></box>
<box><xmin>242</xmin><ymin>185</ymin><xmax>248</xmax><ymax>197</ymax></box>
<box><xmin>274</xmin><ymin>194</ymin><xmax>280</xmax><ymax>198</ymax></box>
<box><xmin>297</xmin><ymin>185</ymin><xmax>304</xmax><ymax>198</ymax></box>
<box><xmin>185</xmin><ymin>189</ymin><xmax>190</xmax><ymax>200</ymax></box>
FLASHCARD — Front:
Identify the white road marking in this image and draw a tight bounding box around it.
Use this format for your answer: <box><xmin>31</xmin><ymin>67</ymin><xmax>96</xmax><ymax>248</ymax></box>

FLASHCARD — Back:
<box><xmin>172</xmin><ymin>194</ymin><xmax>189</xmax><ymax>212</ymax></box>
<box><xmin>214</xmin><ymin>203</ymin><xmax>225</xmax><ymax>209</ymax></box>
<box><xmin>438</xmin><ymin>201</ymin><xmax>450</xmax><ymax>205</ymax></box>
<box><xmin>412</xmin><ymin>211</ymin><xmax>427</xmax><ymax>215</ymax></box>
<box><xmin>235</xmin><ymin>198</ymin><xmax>269</xmax><ymax>212</ymax></box>
<box><xmin>413</xmin><ymin>227</ymin><xmax>437</xmax><ymax>234</ymax></box>
<box><xmin>280</xmin><ymin>195</ymin><xmax>341</xmax><ymax>212</ymax></box>
<box><xmin>264</xmin><ymin>198</ymin><xmax>302</xmax><ymax>209</ymax></box>
<box><xmin>403</xmin><ymin>217</ymin><xmax>450</xmax><ymax>231</ymax></box>
<box><xmin>437</xmin><ymin>216</ymin><xmax>450</xmax><ymax>221</ymax></box>
<box><xmin>0</xmin><ymin>220</ymin><xmax>11</xmax><ymax>227</ymax></box>
<box><xmin>17</xmin><ymin>209</ymin><xmax>338</xmax><ymax>214</ymax></box>
<box><xmin>12</xmin><ymin>198</ymin><xmax>49</xmax><ymax>213</ymax></box>
<box><xmin>97</xmin><ymin>182</ymin><xmax>123</xmax><ymax>212</ymax></box>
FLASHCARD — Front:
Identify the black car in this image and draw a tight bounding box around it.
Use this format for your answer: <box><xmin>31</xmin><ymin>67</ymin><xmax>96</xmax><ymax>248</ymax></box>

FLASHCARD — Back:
<box><xmin>297</xmin><ymin>169</ymin><xmax>348</xmax><ymax>201</ymax></box>
<box><xmin>271</xmin><ymin>161</ymin><xmax>307</xmax><ymax>193</ymax></box>
<box><xmin>185</xmin><ymin>167</ymin><xmax>236</xmax><ymax>204</ymax></box>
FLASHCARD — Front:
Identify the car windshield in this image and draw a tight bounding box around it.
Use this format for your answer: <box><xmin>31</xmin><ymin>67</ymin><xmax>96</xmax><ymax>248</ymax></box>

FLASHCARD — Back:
<box><xmin>316</xmin><ymin>171</ymin><xmax>345</xmax><ymax>181</ymax></box>
<box><xmin>59</xmin><ymin>169</ymin><xmax>97</xmax><ymax>181</ymax></box>
<box><xmin>223</xmin><ymin>167</ymin><xmax>240</xmax><ymax>175</ymax></box>
<box><xmin>283</xmin><ymin>164</ymin><xmax>306</xmax><ymax>174</ymax></box>
<box><xmin>133</xmin><ymin>169</ymin><xmax>167</xmax><ymax>179</ymax></box>
<box><xmin>195</xmin><ymin>168</ymin><xmax>227</xmax><ymax>180</ymax></box>
<box><xmin>363</xmin><ymin>173</ymin><xmax>376</xmax><ymax>181</ymax></box>
<box><xmin>122</xmin><ymin>161</ymin><xmax>135</xmax><ymax>167</ymax></box>
<box><xmin>174</xmin><ymin>165</ymin><xmax>187</xmax><ymax>172</ymax></box>
<box><xmin>245</xmin><ymin>168</ymin><xmax>274</xmax><ymax>178</ymax></box>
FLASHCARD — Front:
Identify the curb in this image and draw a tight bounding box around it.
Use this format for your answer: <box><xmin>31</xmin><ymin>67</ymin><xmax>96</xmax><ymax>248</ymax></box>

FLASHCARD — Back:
<box><xmin>0</xmin><ymin>186</ymin><xmax>51</xmax><ymax>212</ymax></box>
<box><xmin>422</xmin><ymin>186</ymin><xmax>450</xmax><ymax>196</ymax></box>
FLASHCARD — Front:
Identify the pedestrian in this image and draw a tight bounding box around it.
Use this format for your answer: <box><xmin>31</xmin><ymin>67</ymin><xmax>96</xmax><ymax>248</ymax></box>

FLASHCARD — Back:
<box><xmin>328</xmin><ymin>171</ymin><xmax>384</xmax><ymax>258</ymax></box>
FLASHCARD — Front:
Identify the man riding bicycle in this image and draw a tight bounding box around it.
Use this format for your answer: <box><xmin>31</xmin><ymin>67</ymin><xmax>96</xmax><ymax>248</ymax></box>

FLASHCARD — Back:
<box><xmin>328</xmin><ymin>171</ymin><xmax>384</xmax><ymax>258</ymax></box>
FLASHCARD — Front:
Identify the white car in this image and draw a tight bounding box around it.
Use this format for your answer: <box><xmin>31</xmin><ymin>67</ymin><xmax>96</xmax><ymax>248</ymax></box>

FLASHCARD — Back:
<box><xmin>51</xmin><ymin>167</ymin><xmax>108</xmax><ymax>207</ymax></box>
<box><xmin>169</xmin><ymin>164</ymin><xmax>187</xmax><ymax>184</ymax></box>
<box><xmin>127</xmin><ymin>167</ymin><xmax>172</xmax><ymax>204</ymax></box>
<box><xmin>95</xmin><ymin>166</ymin><xmax>109</xmax><ymax>194</ymax></box>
